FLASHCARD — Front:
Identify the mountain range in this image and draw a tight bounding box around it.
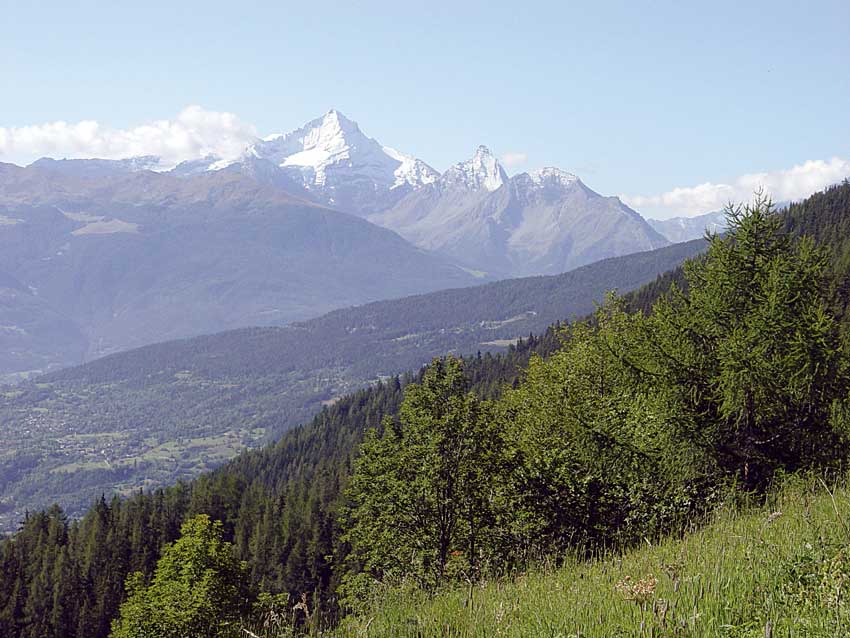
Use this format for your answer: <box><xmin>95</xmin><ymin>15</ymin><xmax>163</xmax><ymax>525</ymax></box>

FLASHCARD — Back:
<box><xmin>371</xmin><ymin>147</ymin><xmax>669</xmax><ymax>276</ymax></box>
<box><xmin>1</xmin><ymin>180</ymin><xmax>847</xmax><ymax>638</ymax></box>
<box><xmin>0</xmin><ymin>109</ymin><xmax>720</xmax><ymax>380</ymax></box>
<box><xmin>173</xmin><ymin>111</ymin><xmax>673</xmax><ymax>277</ymax></box>
<box><xmin>647</xmin><ymin>210</ymin><xmax>728</xmax><ymax>243</ymax></box>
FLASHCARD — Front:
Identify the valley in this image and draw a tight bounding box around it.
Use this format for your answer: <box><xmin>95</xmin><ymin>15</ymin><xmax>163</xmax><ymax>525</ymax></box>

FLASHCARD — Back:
<box><xmin>0</xmin><ymin>236</ymin><xmax>706</xmax><ymax>532</ymax></box>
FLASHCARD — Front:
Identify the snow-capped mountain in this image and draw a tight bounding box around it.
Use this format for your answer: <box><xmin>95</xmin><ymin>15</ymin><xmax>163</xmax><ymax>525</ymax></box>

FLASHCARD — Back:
<box><xmin>441</xmin><ymin>145</ymin><xmax>508</xmax><ymax>192</ymax></box>
<box><xmin>0</xmin><ymin>159</ymin><xmax>479</xmax><ymax>376</ymax></box>
<box><xmin>163</xmin><ymin>110</ymin><xmax>439</xmax><ymax>215</ymax></box>
<box><xmin>19</xmin><ymin>112</ymin><xmax>672</xmax><ymax>279</ymax></box>
<box><xmin>169</xmin><ymin>155</ymin><xmax>227</xmax><ymax>177</ymax></box>
<box><xmin>236</xmin><ymin>110</ymin><xmax>438</xmax><ymax>215</ymax></box>
<box><xmin>370</xmin><ymin>146</ymin><xmax>669</xmax><ymax>278</ymax></box>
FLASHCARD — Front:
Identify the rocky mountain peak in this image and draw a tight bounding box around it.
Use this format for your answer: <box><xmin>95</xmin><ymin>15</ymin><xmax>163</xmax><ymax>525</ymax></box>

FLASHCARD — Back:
<box><xmin>442</xmin><ymin>145</ymin><xmax>508</xmax><ymax>192</ymax></box>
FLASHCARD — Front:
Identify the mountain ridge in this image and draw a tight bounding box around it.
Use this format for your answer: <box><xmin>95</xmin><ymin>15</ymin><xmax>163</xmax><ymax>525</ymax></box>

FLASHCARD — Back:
<box><xmin>371</xmin><ymin>146</ymin><xmax>669</xmax><ymax>277</ymax></box>
<box><xmin>648</xmin><ymin>209</ymin><xmax>728</xmax><ymax>242</ymax></box>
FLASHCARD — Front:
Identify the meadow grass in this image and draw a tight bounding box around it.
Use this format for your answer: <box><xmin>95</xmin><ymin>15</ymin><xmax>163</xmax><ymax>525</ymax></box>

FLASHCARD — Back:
<box><xmin>335</xmin><ymin>475</ymin><xmax>850</xmax><ymax>637</ymax></box>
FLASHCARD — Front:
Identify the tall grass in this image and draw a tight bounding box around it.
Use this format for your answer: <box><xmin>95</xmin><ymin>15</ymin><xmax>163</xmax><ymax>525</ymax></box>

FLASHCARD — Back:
<box><xmin>335</xmin><ymin>475</ymin><xmax>850</xmax><ymax>637</ymax></box>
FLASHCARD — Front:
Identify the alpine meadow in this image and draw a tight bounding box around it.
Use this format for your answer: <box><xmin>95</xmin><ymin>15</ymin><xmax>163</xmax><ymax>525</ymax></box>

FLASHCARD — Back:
<box><xmin>2</xmin><ymin>3</ymin><xmax>850</xmax><ymax>637</ymax></box>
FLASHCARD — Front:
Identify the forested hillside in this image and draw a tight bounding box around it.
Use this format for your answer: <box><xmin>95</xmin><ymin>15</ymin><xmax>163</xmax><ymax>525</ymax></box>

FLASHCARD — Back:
<box><xmin>0</xmin><ymin>237</ymin><xmax>706</xmax><ymax>532</ymax></box>
<box><xmin>0</xmin><ymin>332</ymin><xmax>561</xmax><ymax>638</ymax></box>
<box><xmin>1</xmin><ymin>183</ymin><xmax>849</xmax><ymax>638</ymax></box>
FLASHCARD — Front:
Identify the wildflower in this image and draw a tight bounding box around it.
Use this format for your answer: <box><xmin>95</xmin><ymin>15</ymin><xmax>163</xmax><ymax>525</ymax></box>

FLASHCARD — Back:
<box><xmin>615</xmin><ymin>575</ymin><xmax>658</xmax><ymax>607</ymax></box>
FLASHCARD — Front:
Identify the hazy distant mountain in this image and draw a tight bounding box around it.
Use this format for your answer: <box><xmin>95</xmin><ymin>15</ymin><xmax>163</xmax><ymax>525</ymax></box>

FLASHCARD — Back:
<box><xmin>648</xmin><ymin>210</ymin><xmax>728</xmax><ymax>243</ymax></box>
<box><xmin>30</xmin><ymin>113</ymin><xmax>671</xmax><ymax>281</ymax></box>
<box><xmin>370</xmin><ymin>146</ymin><xmax>670</xmax><ymax>277</ymax></box>
<box><xmin>0</xmin><ymin>161</ymin><xmax>477</xmax><ymax>378</ymax></box>
<box><xmin>0</xmin><ymin>111</ymin><xmax>682</xmax><ymax>380</ymax></box>
<box><xmin>648</xmin><ymin>200</ymin><xmax>794</xmax><ymax>244</ymax></box>
<box><xmin>0</xmin><ymin>267</ymin><xmax>87</xmax><ymax>382</ymax></box>
<box><xmin>171</xmin><ymin>154</ymin><xmax>312</xmax><ymax>200</ymax></box>
<box><xmin>28</xmin><ymin>156</ymin><xmax>165</xmax><ymax>178</ymax></box>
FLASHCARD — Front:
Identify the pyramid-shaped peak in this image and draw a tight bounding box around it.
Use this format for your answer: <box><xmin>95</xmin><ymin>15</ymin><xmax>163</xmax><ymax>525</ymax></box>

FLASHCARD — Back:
<box><xmin>441</xmin><ymin>145</ymin><xmax>506</xmax><ymax>192</ymax></box>
<box><xmin>263</xmin><ymin>109</ymin><xmax>368</xmax><ymax>162</ymax></box>
<box><xmin>321</xmin><ymin>109</ymin><xmax>359</xmax><ymax>131</ymax></box>
<box><xmin>240</xmin><ymin>110</ymin><xmax>438</xmax><ymax>208</ymax></box>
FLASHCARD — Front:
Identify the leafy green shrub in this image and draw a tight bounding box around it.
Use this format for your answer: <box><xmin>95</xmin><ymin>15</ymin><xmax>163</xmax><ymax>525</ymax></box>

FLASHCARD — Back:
<box><xmin>110</xmin><ymin>515</ymin><xmax>250</xmax><ymax>638</ymax></box>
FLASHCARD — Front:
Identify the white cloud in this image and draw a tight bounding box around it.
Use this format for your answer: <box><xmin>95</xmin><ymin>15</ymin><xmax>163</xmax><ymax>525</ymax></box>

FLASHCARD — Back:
<box><xmin>500</xmin><ymin>151</ymin><xmax>528</xmax><ymax>168</ymax></box>
<box><xmin>0</xmin><ymin>106</ymin><xmax>259</xmax><ymax>169</ymax></box>
<box><xmin>624</xmin><ymin>157</ymin><xmax>850</xmax><ymax>219</ymax></box>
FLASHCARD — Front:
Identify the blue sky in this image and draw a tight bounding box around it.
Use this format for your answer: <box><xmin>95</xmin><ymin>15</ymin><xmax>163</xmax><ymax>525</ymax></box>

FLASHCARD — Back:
<box><xmin>1</xmin><ymin>0</ymin><xmax>848</xmax><ymax>217</ymax></box>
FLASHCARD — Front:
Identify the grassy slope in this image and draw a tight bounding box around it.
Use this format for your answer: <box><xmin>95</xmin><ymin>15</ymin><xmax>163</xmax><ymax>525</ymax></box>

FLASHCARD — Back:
<box><xmin>338</xmin><ymin>476</ymin><xmax>850</xmax><ymax>637</ymax></box>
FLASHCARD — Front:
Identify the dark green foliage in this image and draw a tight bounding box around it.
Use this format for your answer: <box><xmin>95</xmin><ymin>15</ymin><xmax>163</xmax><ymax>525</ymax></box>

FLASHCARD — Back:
<box><xmin>0</xmin><ymin>490</ymin><xmax>189</xmax><ymax>638</ymax></box>
<box><xmin>642</xmin><ymin>196</ymin><xmax>848</xmax><ymax>487</ymax></box>
<box><xmin>335</xmin><ymin>193</ymin><xmax>850</xmax><ymax>606</ymax></box>
<box><xmin>493</xmin><ymin>313</ymin><xmax>699</xmax><ymax>560</ymax></box>
<box><xmin>781</xmin><ymin>180</ymin><xmax>850</xmax><ymax>331</ymax></box>
<box><xmin>0</xmin><ymin>335</ymin><xmax>550</xmax><ymax>638</ymax></box>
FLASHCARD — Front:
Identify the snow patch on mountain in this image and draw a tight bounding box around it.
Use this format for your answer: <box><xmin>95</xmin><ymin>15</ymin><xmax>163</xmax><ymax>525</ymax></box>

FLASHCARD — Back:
<box><xmin>382</xmin><ymin>145</ymin><xmax>439</xmax><ymax>190</ymax></box>
<box><xmin>528</xmin><ymin>167</ymin><xmax>579</xmax><ymax>188</ymax></box>
<box><xmin>169</xmin><ymin>156</ymin><xmax>229</xmax><ymax>177</ymax></box>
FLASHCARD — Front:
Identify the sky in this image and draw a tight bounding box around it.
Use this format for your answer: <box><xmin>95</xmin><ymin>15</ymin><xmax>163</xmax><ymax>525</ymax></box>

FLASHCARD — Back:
<box><xmin>1</xmin><ymin>0</ymin><xmax>848</xmax><ymax>219</ymax></box>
